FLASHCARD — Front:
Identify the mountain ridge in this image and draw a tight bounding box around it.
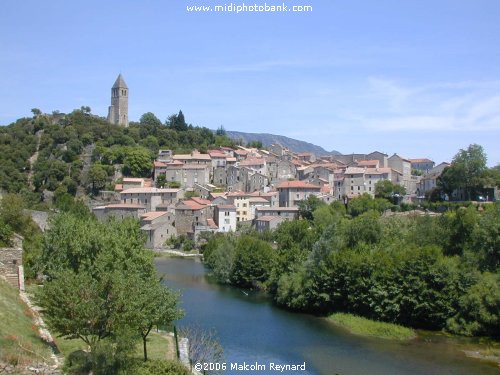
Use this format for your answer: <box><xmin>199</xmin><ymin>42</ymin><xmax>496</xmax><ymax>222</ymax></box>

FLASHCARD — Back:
<box><xmin>225</xmin><ymin>130</ymin><xmax>340</xmax><ymax>155</ymax></box>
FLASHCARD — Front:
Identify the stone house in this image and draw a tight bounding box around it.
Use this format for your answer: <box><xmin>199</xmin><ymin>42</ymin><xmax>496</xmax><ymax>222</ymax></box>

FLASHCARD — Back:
<box><xmin>366</xmin><ymin>151</ymin><xmax>389</xmax><ymax>168</ymax></box>
<box><xmin>140</xmin><ymin>211</ymin><xmax>175</xmax><ymax>249</ymax></box>
<box><xmin>254</xmin><ymin>206</ymin><xmax>300</xmax><ymax>220</ymax></box>
<box><xmin>156</xmin><ymin>163</ymin><xmax>210</xmax><ymax>188</ymax></box>
<box><xmin>255</xmin><ymin>215</ymin><xmax>288</xmax><ymax>233</ymax></box>
<box><xmin>174</xmin><ymin>199</ymin><xmax>212</xmax><ymax>239</ymax></box>
<box><xmin>120</xmin><ymin>187</ymin><xmax>183</xmax><ymax>211</ymax></box>
<box><xmin>213</xmin><ymin>167</ymin><xmax>228</xmax><ymax>187</ymax></box>
<box><xmin>409</xmin><ymin>158</ymin><xmax>435</xmax><ymax>174</ymax></box>
<box><xmin>93</xmin><ymin>203</ymin><xmax>148</xmax><ymax>220</ymax></box>
<box><xmin>269</xmin><ymin>143</ymin><xmax>287</xmax><ymax>157</ymax></box>
<box><xmin>276</xmin><ymin>181</ymin><xmax>322</xmax><ymax>207</ymax></box>
<box><xmin>172</xmin><ymin>152</ymin><xmax>212</xmax><ymax>166</ymax></box>
<box><xmin>388</xmin><ymin>154</ymin><xmax>412</xmax><ymax>192</ymax></box>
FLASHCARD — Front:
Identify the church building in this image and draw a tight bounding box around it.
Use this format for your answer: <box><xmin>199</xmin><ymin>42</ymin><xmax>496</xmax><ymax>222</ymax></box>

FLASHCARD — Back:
<box><xmin>107</xmin><ymin>74</ymin><xmax>129</xmax><ymax>127</ymax></box>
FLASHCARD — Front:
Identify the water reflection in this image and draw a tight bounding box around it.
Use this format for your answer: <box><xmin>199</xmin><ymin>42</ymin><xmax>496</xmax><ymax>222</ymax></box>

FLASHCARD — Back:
<box><xmin>156</xmin><ymin>257</ymin><xmax>498</xmax><ymax>375</ymax></box>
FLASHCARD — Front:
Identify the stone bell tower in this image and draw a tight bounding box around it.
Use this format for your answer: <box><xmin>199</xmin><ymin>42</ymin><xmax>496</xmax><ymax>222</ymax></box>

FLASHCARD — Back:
<box><xmin>107</xmin><ymin>74</ymin><xmax>129</xmax><ymax>127</ymax></box>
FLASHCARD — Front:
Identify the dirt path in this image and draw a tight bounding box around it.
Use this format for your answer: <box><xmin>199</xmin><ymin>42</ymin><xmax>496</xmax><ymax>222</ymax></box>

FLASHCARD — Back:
<box><xmin>27</xmin><ymin>130</ymin><xmax>43</xmax><ymax>189</ymax></box>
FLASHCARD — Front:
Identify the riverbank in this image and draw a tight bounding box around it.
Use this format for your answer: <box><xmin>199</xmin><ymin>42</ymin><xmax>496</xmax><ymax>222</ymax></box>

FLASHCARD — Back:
<box><xmin>154</xmin><ymin>249</ymin><xmax>202</xmax><ymax>258</ymax></box>
<box><xmin>328</xmin><ymin>313</ymin><xmax>417</xmax><ymax>340</ymax></box>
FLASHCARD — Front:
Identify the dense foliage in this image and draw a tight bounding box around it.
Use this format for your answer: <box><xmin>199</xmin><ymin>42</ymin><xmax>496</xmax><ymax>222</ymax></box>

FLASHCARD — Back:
<box><xmin>0</xmin><ymin>109</ymin><xmax>236</xmax><ymax>198</ymax></box>
<box><xmin>203</xmin><ymin>197</ymin><xmax>500</xmax><ymax>338</ymax></box>
<box><xmin>35</xmin><ymin>208</ymin><xmax>183</xmax><ymax>372</ymax></box>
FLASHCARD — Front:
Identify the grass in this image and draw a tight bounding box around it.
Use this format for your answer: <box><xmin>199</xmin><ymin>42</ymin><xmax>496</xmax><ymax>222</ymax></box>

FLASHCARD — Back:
<box><xmin>0</xmin><ymin>279</ymin><xmax>53</xmax><ymax>366</ymax></box>
<box><xmin>328</xmin><ymin>313</ymin><xmax>417</xmax><ymax>340</ymax></box>
<box><xmin>56</xmin><ymin>331</ymin><xmax>176</xmax><ymax>361</ymax></box>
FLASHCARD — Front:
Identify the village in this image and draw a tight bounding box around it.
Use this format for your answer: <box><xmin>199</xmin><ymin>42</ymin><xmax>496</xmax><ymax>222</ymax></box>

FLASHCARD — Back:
<box><xmin>92</xmin><ymin>143</ymin><xmax>447</xmax><ymax>249</ymax></box>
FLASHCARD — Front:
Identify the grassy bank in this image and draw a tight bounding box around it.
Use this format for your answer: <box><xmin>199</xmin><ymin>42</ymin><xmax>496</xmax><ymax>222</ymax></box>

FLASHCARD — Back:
<box><xmin>328</xmin><ymin>313</ymin><xmax>417</xmax><ymax>340</ymax></box>
<box><xmin>56</xmin><ymin>331</ymin><xmax>176</xmax><ymax>361</ymax></box>
<box><xmin>0</xmin><ymin>279</ymin><xmax>53</xmax><ymax>366</ymax></box>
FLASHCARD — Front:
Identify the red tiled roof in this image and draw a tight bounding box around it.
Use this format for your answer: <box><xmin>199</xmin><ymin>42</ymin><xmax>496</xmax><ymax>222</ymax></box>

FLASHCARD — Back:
<box><xmin>409</xmin><ymin>158</ymin><xmax>434</xmax><ymax>163</ymax></box>
<box><xmin>106</xmin><ymin>203</ymin><xmax>146</xmax><ymax>209</ymax></box>
<box><xmin>206</xmin><ymin>218</ymin><xmax>219</xmax><ymax>229</ymax></box>
<box><xmin>276</xmin><ymin>181</ymin><xmax>321</xmax><ymax>189</ymax></box>
<box><xmin>114</xmin><ymin>184</ymin><xmax>124</xmax><ymax>191</ymax></box>
<box><xmin>217</xmin><ymin>204</ymin><xmax>236</xmax><ymax>210</ymax></box>
<box><xmin>140</xmin><ymin>211</ymin><xmax>169</xmax><ymax>221</ymax></box>
<box><xmin>191</xmin><ymin>197</ymin><xmax>212</xmax><ymax>205</ymax></box>
<box><xmin>208</xmin><ymin>151</ymin><xmax>227</xmax><ymax>158</ymax></box>
<box><xmin>120</xmin><ymin>187</ymin><xmax>181</xmax><ymax>194</ymax></box>
<box><xmin>255</xmin><ymin>215</ymin><xmax>280</xmax><ymax>222</ymax></box>
<box><xmin>357</xmin><ymin>160</ymin><xmax>379</xmax><ymax>167</ymax></box>
<box><xmin>154</xmin><ymin>161</ymin><xmax>167</xmax><ymax>167</ymax></box>
<box><xmin>240</xmin><ymin>158</ymin><xmax>265</xmax><ymax>166</ymax></box>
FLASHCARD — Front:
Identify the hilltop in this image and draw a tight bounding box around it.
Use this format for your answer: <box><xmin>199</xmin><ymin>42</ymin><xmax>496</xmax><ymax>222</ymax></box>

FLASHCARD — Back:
<box><xmin>225</xmin><ymin>130</ymin><xmax>340</xmax><ymax>155</ymax></box>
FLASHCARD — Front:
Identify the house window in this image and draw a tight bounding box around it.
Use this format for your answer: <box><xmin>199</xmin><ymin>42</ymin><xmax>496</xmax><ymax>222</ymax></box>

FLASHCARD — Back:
<box><xmin>358</xmin><ymin>186</ymin><xmax>360</xmax><ymax>191</ymax></box>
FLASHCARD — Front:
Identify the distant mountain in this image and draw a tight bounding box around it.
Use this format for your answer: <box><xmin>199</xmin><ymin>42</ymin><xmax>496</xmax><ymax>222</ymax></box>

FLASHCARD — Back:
<box><xmin>225</xmin><ymin>131</ymin><xmax>340</xmax><ymax>156</ymax></box>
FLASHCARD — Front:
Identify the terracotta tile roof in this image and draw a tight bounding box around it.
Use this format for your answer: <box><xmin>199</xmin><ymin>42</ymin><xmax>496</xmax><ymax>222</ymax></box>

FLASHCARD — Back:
<box><xmin>247</xmin><ymin>197</ymin><xmax>269</xmax><ymax>203</ymax></box>
<box><xmin>140</xmin><ymin>211</ymin><xmax>169</xmax><ymax>221</ymax></box>
<box><xmin>120</xmin><ymin>187</ymin><xmax>181</xmax><ymax>194</ymax></box>
<box><xmin>190</xmin><ymin>197</ymin><xmax>212</xmax><ymax>205</ymax></box>
<box><xmin>210</xmin><ymin>192</ymin><xmax>228</xmax><ymax>198</ymax></box>
<box><xmin>208</xmin><ymin>151</ymin><xmax>227</xmax><ymax>158</ymax></box>
<box><xmin>176</xmin><ymin>201</ymin><xmax>206</xmax><ymax>211</ymax></box>
<box><xmin>357</xmin><ymin>160</ymin><xmax>379</xmax><ymax>167</ymax></box>
<box><xmin>106</xmin><ymin>203</ymin><xmax>146</xmax><ymax>209</ymax></box>
<box><xmin>206</xmin><ymin>218</ymin><xmax>219</xmax><ymax>229</ymax></box>
<box><xmin>256</xmin><ymin>207</ymin><xmax>299</xmax><ymax>212</ymax></box>
<box><xmin>240</xmin><ymin>158</ymin><xmax>265</xmax><ymax>166</ymax></box>
<box><xmin>276</xmin><ymin>181</ymin><xmax>321</xmax><ymax>189</ymax></box>
<box><xmin>234</xmin><ymin>149</ymin><xmax>249</xmax><ymax>156</ymax></box>
<box><xmin>297</xmin><ymin>152</ymin><xmax>313</xmax><ymax>157</ymax></box>
<box><xmin>321</xmin><ymin>185</ymin><xmax>331</xmax><ymax>193</ymax></box>
<box><xmin>344</xmin><ymin>167</ymin><xmax>366</xmax><ymax>175</ymax></box>
<box><xmin>182</xmin><ymin>164</ymin><xmax>209</xmax><ymax>170</ymax></box>
<box><xmin>114</xmin><ymin>184</ymin><xmax>124</xmax><ymax>192</ymax></box>
<box><xmin>217</xmin><ymin>204</ymin><xmax>236</xmax><ymax>210</ymax></box>
<box><xmin>154</xmin><ymin>160</ymin><xmax>184</xmax><ymax>167</ymax></box>
<box><xmin>255</xmin><ymin>215</ymin><xmax>280</xmax><ymax>222</ymax></box>
<box><xmin>409</xmin><ymin>158</ymin><xmax>434</xmax><ymax>163</ymax></box>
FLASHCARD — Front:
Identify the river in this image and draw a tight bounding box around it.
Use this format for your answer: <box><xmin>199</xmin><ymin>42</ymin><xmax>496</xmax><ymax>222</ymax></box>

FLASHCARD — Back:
<box><xmin>156</xmin><ymin>257</ymin><xmax>498</xmax><ymax>375</ymax></box>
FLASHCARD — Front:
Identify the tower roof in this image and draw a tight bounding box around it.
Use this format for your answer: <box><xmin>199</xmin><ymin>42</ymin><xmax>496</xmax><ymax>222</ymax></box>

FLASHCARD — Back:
<box><xmin>112</xmin><ymin>74</ymin><xmax>128</xmax><ymax>89</ymax></box>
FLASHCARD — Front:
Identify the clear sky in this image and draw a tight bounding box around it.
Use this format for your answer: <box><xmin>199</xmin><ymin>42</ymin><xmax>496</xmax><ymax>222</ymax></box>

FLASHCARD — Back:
<box><xmin>1</xmin><ymin>1</ymin><xmax>499</xmax><ymax>165</ymax></box>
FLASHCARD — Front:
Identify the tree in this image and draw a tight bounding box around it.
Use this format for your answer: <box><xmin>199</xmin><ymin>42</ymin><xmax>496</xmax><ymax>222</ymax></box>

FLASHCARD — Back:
<box><xmin>167</xmin><ymin>110</ymin><xmax>188</xmax><ymax>131</ymax></box>
<box><xmin>122</xmin><ymin>148</ymin><xmax>153</xmax><ymax>177</ymax></box>
<box><xmin>215</xmin><ymin>126</ymin><xmax>226</xmax><ymax>136</ymax></box>
<box><xmin>374</xmin><ymin>180</ymin><xmax>406</xmax><ymax>202</ymax></box>
<box><xmin>156</xmin><ymin>174</ymin><xmax>167</xmax><ymax>188</ymax></box>
<box><xmin>439</xmin><ymin>144</ymin><xmax>488</xmax><ymax>200</ymax></box>
<box><xmin>36</xmin><ymin>269</ymin><xmax>127</xmax><ymax>347</ymax></box>
<box><xmin>140</xmin><ymin>112</ymin><xmax>162</xmax><ymax>127</ymax></box>
<box><xmin>123</xmin><ymin>274</ymin><xmax>183</xmax><ymax>361</ymax></box>
<box><xmin>230</xmin><ymin>236</ymin><xmax>275</xmax><ymax>288</ymax></box>
<box><xmin>31</xmin><ymin>108</ymin><xmax>42</xmax><ymax>117</ymax></box>
<box><xmin>298</xmin><ymin>195</ymin><xmax>325</xmax><ymax>221</ymax></box>
<box><xmin>247</xmin><ymin>140</ymin><xmax>263</xmax><ymax>149</ymax></box>
<box><xmin>88</xmin><ymin>164</ymin><xmax>108</xmax><ymax>192</ymax></box>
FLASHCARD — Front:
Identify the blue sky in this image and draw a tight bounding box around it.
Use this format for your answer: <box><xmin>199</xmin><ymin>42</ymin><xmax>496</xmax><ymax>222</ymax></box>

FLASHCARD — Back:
<box><xmin>1</xmin><ymin>1</ymin><xmax>499</xmax><ymax>165</ymax></box>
